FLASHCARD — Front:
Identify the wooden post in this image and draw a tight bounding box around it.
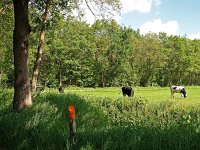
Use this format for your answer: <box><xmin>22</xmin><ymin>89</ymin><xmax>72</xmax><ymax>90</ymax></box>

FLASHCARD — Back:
<box><xmin>68</xmin><ymin>105</ymin><xmax>76</xmax><ymax>144</ymax></box>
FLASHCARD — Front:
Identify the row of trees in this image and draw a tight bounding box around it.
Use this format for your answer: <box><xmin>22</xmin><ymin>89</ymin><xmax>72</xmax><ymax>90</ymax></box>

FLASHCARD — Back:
<box><xmin>0</xmin><ymin>0</ymin><xmax>121</xmax><ymax>111</ymax></box>
<box><xmin>41</xmin><ymin>20</ymin><xmax>200</xmax><ymax>87</ymax></box>
<box><xmin>1</xmin><ymin>4</ymin><xmax>200</xmax><ymax>89</ymax></box>
<box><xmin>1</xmin><ymin>0</ymin><xmax>200</xmax><ymax>110</ymax></box>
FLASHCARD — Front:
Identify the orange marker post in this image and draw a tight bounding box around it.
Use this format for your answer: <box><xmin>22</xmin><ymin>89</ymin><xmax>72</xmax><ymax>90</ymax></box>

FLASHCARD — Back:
<box><xmin>68</xmin><ymin>105</ymin><xmax>76</xmax><ymax>144</ymax></box>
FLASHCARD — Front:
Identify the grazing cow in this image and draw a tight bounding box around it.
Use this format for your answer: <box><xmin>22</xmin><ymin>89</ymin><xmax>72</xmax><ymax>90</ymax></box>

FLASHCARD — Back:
<box><xmin>59</xmin><ymin>86</ymin><xmax>64</xmax><ymax>93</ymax></box>
<box><xmin>170</xmin><ymin>85</ymin><xmax>187</xmax><ymax>98</ymax></box>
<box><xmin>122</xmin><ymin>86</ymin><xmax>134</xmax><ymax>97</ymax></box>
<box><xmin>36</xmin><ymin>86</ymin><xmax>45</xmax><ymax>93</ymax></box>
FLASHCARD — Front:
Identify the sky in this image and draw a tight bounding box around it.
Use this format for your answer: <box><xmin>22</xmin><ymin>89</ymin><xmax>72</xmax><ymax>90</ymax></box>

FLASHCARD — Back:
<box><xmin>83</xmin><ymin>0</ymin><xmax>200</xmax><ymax>39</ymax></box>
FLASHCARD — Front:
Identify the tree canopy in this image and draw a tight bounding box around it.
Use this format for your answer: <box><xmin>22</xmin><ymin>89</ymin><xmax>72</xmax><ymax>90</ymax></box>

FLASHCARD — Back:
<box><xmin>1</xmin><ymin>0</ymin><xmax>200</xmax><ymax>93</ymax></box>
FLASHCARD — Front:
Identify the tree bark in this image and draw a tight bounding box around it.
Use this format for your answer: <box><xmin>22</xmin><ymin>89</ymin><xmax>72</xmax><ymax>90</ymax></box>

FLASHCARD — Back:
<box><xmin>59</xmin><ymin>69</ymin><xmax>62</xmax><ymax>87</ymax></box>
<box><xmin>31</xmin><ymin>0</ymin><xmax>51</xmax><ymax>93</ymax></box>
<box><xmin>101</xmin><ymin>67</ymin><xmax>105</xmax><ymax>87</ymax></box>
<box><xmin>13</xmin><ymin>0</ymin><xmax>32</xmax><ymax>111</ymax></box>
<box><xmin>0</xmin><ymin>67</ymin><xmax>2</xmax><ymax>87</ymax></box>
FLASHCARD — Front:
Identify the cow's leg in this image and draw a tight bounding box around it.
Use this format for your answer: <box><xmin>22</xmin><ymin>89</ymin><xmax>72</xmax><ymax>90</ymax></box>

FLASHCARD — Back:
<box><xmin>129</xmin><ymin>89</ymin><xmax>134</xmax><ymax>97</ymax></box>
<box><xmin>180</xmin><ymin>93</ymin><xmax>183</xmax><ymax>98</ymax></box>
<box><xmin>170</xmin><ymin>90</ymin><xmax>173</xmax><ymax>98</ymax></box>
<box><xmin>180</xmin><ymin>92</ymin><xmax>185</xmax><ymax>98</ymax></box>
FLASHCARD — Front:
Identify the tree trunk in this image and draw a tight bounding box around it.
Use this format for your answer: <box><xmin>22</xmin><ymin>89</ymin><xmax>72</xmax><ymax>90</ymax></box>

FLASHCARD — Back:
<box><xmin>0</xmin><ymin>67</ymin><xmax>2</xmax><ymax>86</ymax></box>
<box><xmin>31</xmin><ymin>0</ymin><xmax>51</xmax><ymax>92</ymax></box>
<box><xmin>13</xmin><ymin>0</ymin><xmax>32</xmax><ymax>111</ymax></box>
<box><xmin>101</xmin><ymin>67</ymin><xmax>105</xmax><ymax>87</ymax></box>
<box><xmin>59</xmin><ymin>70</ymin><xmax>62</xmax><ymax>87</ymax></box>
<box><xmin>31</xmin><ymin>30</ymin><xmax>45</xmax><ymax>92</ymax></box>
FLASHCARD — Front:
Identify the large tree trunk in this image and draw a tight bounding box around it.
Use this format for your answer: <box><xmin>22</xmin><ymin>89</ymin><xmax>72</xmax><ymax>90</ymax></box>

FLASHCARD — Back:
<box><xmin>0</xmin><ymin>67</ymin><xmax>2</xmax><ymax>89</ymax></box>
<box><xmin>0</xmin><ymin>67</ymin><xmax>2</xmax><ymax>86</ymax></box>
<box><xmin>31</xmin><ymin>0</ymin><xmax>51</xmax><ymax>93</ymax></box>
<box><xmin>13</xmin><ymin>0</ymin><xmax>32</xmax><ymax>111</ymax></box>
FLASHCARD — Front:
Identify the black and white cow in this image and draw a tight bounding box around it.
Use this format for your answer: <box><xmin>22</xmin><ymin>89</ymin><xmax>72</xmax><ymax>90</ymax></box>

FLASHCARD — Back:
<box><xmin>59</xmin><ymin>86</ymin><xmax>64</xmax><ymax>93</ymax></box>
<box><xmin>122</xmin><ymin>86</ymin><xmax>134</xmax><ymax>97</ymax></box>
<box><xmin>170</xmin><ymin>85</ymin><xmax>187</xmax><ymax>98</ymax></box>
<box><xmin>36</xmin><ymin>86</ymin><xmax>45</xmax><ymax>93</ymax></box>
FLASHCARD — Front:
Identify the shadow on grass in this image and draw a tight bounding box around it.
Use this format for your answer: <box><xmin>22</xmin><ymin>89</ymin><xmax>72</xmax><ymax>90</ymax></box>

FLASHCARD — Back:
<box><xmin>0</xmin><ymin>91</ymin><xmax>200</xmax><ymax>149</ymax></box>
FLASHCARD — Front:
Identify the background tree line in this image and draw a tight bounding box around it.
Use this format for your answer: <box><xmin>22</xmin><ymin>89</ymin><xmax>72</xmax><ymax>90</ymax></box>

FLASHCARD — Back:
<box><xmin>1</xmin><ymin>3</ymin><xmax>200</xmax><ymax>90</ymax></box>
<box><xmin>1</xmin><ymin>0</ymin><xmax>121</xmax><ymax>111</ymax></box>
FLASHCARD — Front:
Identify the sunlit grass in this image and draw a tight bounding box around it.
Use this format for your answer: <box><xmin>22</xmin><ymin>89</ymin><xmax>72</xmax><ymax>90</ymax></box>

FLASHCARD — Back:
<box><xmin>66</xmin><ymin>86</ymin><xmax>200</xmax><ymax>103</ymax></box>
<box><xmin>0</xmin><ymin>86</ymin><xmax>200</xmax><ymax>149</ymax></box>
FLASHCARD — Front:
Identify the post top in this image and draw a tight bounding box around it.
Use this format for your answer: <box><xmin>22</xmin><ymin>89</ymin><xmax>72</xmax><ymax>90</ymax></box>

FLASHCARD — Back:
<box><xmin>68</xmin><ymin>105</ymin><xmax>75</xmax><ymax>119</ymax></box>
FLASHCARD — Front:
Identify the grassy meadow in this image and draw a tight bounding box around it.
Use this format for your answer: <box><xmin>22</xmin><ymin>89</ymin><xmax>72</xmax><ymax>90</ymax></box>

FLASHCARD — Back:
<box><xmin>0</xmin><ymin>86</ymin><xmax>200</xmax><ymax>149</ymax></box>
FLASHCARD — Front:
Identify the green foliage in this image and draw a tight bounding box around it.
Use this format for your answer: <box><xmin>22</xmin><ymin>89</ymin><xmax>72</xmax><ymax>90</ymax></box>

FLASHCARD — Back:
<box><xmin>28</xmin><ymin>17</ymin><xmax>200</xmax><ymax>87</ymax></box>
<box><xmin>0</xmin><ymin>4</ymin><xmax>14</xmax><ymax>86</ymax></box>
<box><xmin>1</xmin><ymin>3</ymin><xmax>200</xmax><ymax>87</ymax></box>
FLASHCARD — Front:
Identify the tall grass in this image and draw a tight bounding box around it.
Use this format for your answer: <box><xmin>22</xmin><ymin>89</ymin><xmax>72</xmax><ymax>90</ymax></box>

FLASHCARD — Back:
<box><xmin>0</xmin><ymin>87</ymin><xmax>200</xmax><ymax>149</ymax></box>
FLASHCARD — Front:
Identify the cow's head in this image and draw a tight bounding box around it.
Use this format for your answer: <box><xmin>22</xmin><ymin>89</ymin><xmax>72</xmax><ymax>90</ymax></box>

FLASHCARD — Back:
<box><xmin>180</xmin><ymin>88</ymin><xmax>187</xmax><ymax>98</ymax></box>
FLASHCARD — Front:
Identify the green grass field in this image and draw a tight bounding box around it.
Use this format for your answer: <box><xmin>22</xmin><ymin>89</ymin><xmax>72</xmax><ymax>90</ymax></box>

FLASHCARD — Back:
<box><xmin>0</xmin><ymin>86</ymin><xmax>200</xmax><ymax>149</ymax></box>
<box><xmin>68</xmin><ymin>86</ymin><xmax>200</xmax><ymax>103</ymax></box>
